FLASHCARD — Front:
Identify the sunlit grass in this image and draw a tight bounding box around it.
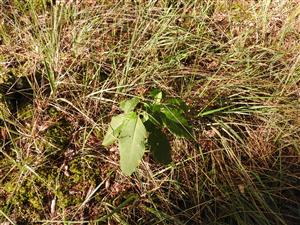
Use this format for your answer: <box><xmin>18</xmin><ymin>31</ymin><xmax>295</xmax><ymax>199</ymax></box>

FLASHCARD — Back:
<box><xmin>0</xmin><ymin>0</ymin><xmax>299</xmax><ymax>224</ymax></box>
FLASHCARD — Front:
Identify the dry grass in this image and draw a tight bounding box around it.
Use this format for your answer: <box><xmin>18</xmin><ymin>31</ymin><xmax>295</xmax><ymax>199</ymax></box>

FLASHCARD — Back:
<box><xmin>0</xmin><ymin>0</ymin><xmax>300</xmax><ymax>224</ymax></box>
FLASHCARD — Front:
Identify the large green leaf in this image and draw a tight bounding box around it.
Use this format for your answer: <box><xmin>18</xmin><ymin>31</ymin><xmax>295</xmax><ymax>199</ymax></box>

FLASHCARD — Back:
<box><xmin>166</xmin><ymin>97</ymin><xmax>188</xmax><ymax>111</ymax></box>
<box><xmin>120</xmin><ymin>97</ymin><xmax>140</xmax><ymax>113</ymax></box>
<box><xmin>119</xmin><ymin>112</ymin><xmax>147</xmax><ymax>176</ymax></box>
<box><xmin>161</xmin><ymin>113</ymin><xmax>192</xmax><ymax>139</ymax></box>
<box><xmin>102</xmin><ymin>114</ymin><xmax>126</xmax><ymax>146</ymax></box>
<box><xmin>147</xmin><ymin>124</ymin><xmax>171</xmax><ymax>164</ymax></box>
<box><xmin>161</xmin><ymin>106</ymin><xmax>189</xmax><ymax>127</ymax></box>
<box><xmin>150</xmin><ymin>89</ymin><xmax>163</xmax><ymax>103</ymax></box>
<box><xmin>144</xmin><ymin>103</ymin><xmax>163</xmax><ymax>127</ymax></box>
<box><xmin>161</xmin><ymin>107</ymin><xmax>192</xmax><ymax>139</ymax></box>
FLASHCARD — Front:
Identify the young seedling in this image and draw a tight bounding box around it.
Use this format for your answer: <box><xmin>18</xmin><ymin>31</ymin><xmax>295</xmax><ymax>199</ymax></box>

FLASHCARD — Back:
<box><xmin>102</xmin><ymin>89</ymin><xmax>192</xmax><ymax>176</ymax></box>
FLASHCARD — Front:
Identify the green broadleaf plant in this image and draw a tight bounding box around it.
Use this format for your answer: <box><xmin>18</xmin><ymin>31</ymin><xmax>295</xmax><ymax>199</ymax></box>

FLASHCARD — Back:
<box><xmin>102</xmin><ymin>91</ymin><xmax>192</xmax><ymax>176</ymax></box>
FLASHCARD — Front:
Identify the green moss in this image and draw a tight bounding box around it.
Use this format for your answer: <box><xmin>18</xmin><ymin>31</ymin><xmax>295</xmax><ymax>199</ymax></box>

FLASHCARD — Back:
<box><xmin>17</xmin><ymin>103</ymin><xmax>34</xmax><ymax>120</ymax></box>
<box><xmin>45</xmin><ymin>119</ymin><xmax>72</xmax><ymax>149</ymax></box>
<box><xmin>4</xmin><ymin>181</ymin><xmax>15</xmax><ymax>194</ymax></box>
<box><xmin>48</xmin><ymin>106</ymin><xmax>59</xmax><ymax>117</ymax></box>
<box><xmin>0</xmin><ymin>73</ymin><xmax>34</xmax><ymax>116</ymax></box>
<box><xmin>0</xmin><ymin>100</ymin><xmax>10</xmax><ymax>121</ymax></box>
<box><xmin>3</xmin><ymin>179</ymin><xmax>44</xmax><ymax>220</ymax></box>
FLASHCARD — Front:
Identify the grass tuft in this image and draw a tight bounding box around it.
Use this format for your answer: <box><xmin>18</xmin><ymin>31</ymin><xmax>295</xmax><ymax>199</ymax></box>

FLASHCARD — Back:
<box><xmin>0</xmin><ymin>0</ymin><xmax>300</xmax><ymax>224</ymax></box>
